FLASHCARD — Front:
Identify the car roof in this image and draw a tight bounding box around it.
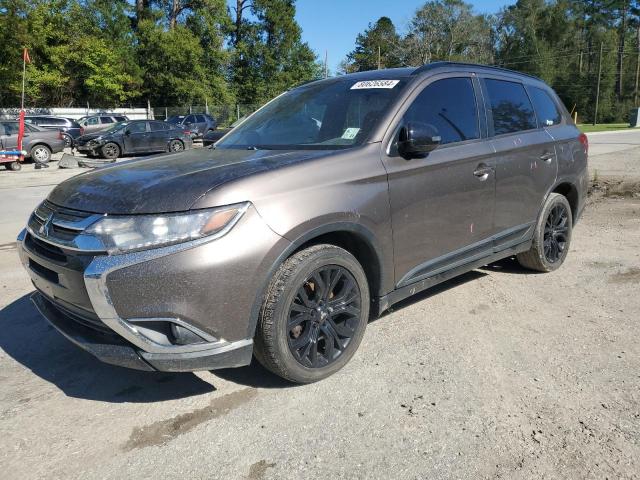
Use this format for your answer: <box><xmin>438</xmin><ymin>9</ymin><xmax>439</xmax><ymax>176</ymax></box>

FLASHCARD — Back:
<box><xmin>327</xmin><ymin>62</ymin><xmax>543</xmax><ymax>85</ymax></box>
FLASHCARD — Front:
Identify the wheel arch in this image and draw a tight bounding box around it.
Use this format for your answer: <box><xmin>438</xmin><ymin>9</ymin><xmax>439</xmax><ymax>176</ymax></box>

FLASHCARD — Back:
<box><xmin>550</xmin><ymin>181</ymin><xmax>579</xmax><ymax>223</ymax></box>
<box><xmin>246</xmin><ymin>222</ymin><xmax>387</xmax><ymax>339</ymax></box>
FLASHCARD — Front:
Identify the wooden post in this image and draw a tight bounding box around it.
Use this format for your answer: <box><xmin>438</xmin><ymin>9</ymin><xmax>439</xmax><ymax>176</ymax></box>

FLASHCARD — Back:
<box><xmin>593</xmin><ymin>42</ymin><xmax>603</xmax><ymax>126</ymax></box>
<box><xmin>377</xmin><ymin>45</ymin><xmax>381</xmax><ymax>70</ymax></box>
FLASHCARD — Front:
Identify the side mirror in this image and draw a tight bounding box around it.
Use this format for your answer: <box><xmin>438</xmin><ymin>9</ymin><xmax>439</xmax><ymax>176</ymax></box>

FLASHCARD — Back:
<box><xmin>398</xmin><ymin>122</ymin><xmax>441</xmax><ymax>158</ymax></box>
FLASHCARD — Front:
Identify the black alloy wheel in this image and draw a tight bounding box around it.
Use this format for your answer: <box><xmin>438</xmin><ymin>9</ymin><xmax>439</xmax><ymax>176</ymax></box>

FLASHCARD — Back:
<box><xmin>287</xmin><ymin>266</ymin><xmax>361</xmax><ymax>368</ymax></box>
<box><xmin>516</xmin><ymin>192</ymin><xmax>572</xmax><ymax>272</ymax></box>
<box><xmin>543</xmin><ymin>204</ymin><xmax>569</xmax><ymax>263</ymax></box>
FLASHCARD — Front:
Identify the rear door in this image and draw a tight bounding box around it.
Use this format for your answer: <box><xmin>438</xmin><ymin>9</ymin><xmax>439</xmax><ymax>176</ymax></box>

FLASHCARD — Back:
<box><xmin>123</xmin><ymin>121</ymin><xmax>149</xmax><ymax>153</ymax></box>
<box><xmin>148</xmin><ymin>121</ymin><xmax>169</xmax><ymax>151</ymax></box>
<box><xmin>480</xmin><ymin>76</ymin><xmax>558</xmax><ymax>248</ymax></box>
<box><xmin>0</xmin><ymin>122</ymin><xmax>18</xmax><ymax>149</ymax></box>
<box><xmin>382</xmin><ymin>74</ymin><xmax>497</xmax><ymax>287</ymax></box>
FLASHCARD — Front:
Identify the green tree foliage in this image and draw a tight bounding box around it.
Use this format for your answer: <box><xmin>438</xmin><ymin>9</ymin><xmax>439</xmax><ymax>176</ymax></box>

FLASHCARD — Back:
<box><xmin>342</xmin><ymin>17</ymin><xmax>402</xmax><ymax>73</ymax></box>
<box><xmin>230</xmin><ymin>0</ymin><xmax>321</xmax><ymax>105</ymax></box>
<box><xmin>0</xmin><ymin>0</ymin><xmax>319</xmax><ymax>108</ymax></box>
<box><xmin>343</xmin><ymin>0</ymin><xmax>640</xmax><ymax>123</ymax></box>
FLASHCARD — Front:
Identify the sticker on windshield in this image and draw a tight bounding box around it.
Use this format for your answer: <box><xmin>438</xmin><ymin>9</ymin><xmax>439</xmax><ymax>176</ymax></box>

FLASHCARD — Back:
<box><xmin>342</xmin><ymin>128</ymin><xmax>360</xmax><ymax>139</ymax></box>
<box><xmin>351</xmin><ymin>80</ymin><xmax>400</xmax><ymax>90</ymax></box>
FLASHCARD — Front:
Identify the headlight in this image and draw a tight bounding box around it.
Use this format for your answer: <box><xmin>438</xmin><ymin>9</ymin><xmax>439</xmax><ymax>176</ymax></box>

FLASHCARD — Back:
<box><xmin>85</xmin><ymin>202</ymin><xmax>249</xmax><ymax>254</ymax></box>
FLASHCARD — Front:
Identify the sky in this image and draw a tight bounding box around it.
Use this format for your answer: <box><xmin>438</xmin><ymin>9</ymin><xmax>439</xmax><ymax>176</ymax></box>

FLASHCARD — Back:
<box><xmin>293</xmin><ymin>0</ymin><xmax>515</xmax><ymax>73</ymax></box>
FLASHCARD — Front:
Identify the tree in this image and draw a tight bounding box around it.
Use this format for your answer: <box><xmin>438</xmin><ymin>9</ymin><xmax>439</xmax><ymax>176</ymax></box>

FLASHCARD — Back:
<box><xmin>343</xmin><ymin>17</ymin><xmax>402</xmax><ymax>73</ymax></box>
<box><xmin>403</xmin><ymin>0</ymin><xmax>493</xmax><ymax>65</ymax></box>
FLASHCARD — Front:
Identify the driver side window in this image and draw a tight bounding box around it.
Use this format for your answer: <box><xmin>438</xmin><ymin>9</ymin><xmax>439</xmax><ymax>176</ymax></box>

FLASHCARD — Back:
<box><xmin>404</xmin><ymin>77</ymin><xmax>479</xmax><ymax>145</ymax></box>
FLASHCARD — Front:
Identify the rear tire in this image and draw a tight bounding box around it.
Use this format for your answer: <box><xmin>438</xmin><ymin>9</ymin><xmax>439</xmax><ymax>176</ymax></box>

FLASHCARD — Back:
<box><xmin>517</xmin><ymin>193</ymin><xmax>572</xmax><ymax>272</ymax></box>
<box><xmin>254</xmin><ymin>244</ymin><xmax>370</xmax><ymax>384</ymax></box>
<box><xmin>169</xmin><ymin>139</ymin><xmax>184</xmax><ymax>152</ymax></box>
<box><xmin>30</xmin><ymin>145</ymin><xmax>51</xmax><ymax>164</ymax></box>
<box><xmin>62</xmin><ymin>134</ymin><xmax>73</xmax><ymax>148</ymax></box>
<box><xmin>100</xmin><ymin>142</ymin><xmax>120</xmax><ymax>160</ymax></box>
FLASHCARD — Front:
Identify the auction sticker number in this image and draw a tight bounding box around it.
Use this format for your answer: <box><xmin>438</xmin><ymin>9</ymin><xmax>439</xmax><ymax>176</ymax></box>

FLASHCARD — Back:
<box><xmin>351</xmin><ymin>80</ymin><xmax>400</xmax><ymax>90</ymax></box>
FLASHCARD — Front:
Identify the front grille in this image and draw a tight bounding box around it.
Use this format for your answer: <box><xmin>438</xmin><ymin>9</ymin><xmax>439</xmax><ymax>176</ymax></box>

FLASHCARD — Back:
<box><xmin>25</xmin><ymin>233</ymin><xmax>67</xmax><ymax>263</ymax></box>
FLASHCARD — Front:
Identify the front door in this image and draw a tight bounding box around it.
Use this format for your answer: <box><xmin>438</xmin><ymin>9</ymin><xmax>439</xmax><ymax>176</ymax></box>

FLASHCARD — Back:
<box><xmin>480</xmin><ymin>77</ymin><xmax>558</xmax><ymax>246</ymax></box>
<box><xmin>382</xmin><ymin>75</ymin><xmax>497</xmax><ymax>287</ymax></box>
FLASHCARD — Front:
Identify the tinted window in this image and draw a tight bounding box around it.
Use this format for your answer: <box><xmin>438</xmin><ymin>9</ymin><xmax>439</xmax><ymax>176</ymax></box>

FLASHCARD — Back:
<box><xmin>184</xmin><ymin>115</ymin><xmax>196</xmax><ymax>124</ymax></box>
<box><xmin>149</xmin><ymin>121</ymin><xmax>168</xmax><ymax>131</ymax></box>
<box><xmin>100</xmin><ymin>117</ymin><xmax>114</xmax><ymax>124</ymax></box>
<box><xmin>114</xmin><ymin>116</ymin><xmax>127</xmax><ymax>122</ymax></box>
<box><xmin>2</xmin><ymin>122</ymin><xmax>19</xmax><ymax>135</ymax></box>
<box><xmin>195</xmin><ymin>115</ymin><xmax>206</xmax><ymax>122</ymax></box>
<box><xmin>404</xmin><ymin>77</ymin><xmax>479</xmax><ymax>145</ymax></box>
<box><xmin>41</xmin><ymin>117</ymin><xmax>66</xmax><ymax>126</ymax></box>
<box><xmin>86</xmin><ymin>117</ymin><xmax>99</xmax><ymax>125</ymax></box>
<box><xmin>127</xmin><ymin>122</ymin><xmax>147</xmax><ymax>133</ymax></box>
<box><xmin>484</xmin><ymin>79</ymin><xmax>537</xmax><ymax>135</ymax></box>
<box><xmin>529</xmin><ymin>87</ymin><xmax>562</xmax><ymax>127</ymax></box>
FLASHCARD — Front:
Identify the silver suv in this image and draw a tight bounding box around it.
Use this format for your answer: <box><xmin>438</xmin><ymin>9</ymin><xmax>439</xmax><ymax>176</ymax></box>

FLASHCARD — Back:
<box><xmin>18</xmin><ymin>63</ymin><xmax>588</xmax><ymax>383</ymax></box>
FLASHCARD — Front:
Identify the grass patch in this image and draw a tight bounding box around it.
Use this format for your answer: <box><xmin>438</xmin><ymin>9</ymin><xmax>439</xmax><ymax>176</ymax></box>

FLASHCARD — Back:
<box><xmin>578</xmin><ymin>123</ymin><xmax>632</xmax><ymax>133</ymax></box>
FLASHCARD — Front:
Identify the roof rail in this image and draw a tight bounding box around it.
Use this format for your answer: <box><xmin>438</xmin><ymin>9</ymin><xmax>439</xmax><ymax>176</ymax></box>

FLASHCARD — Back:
<box><xmin>411</xmin><ymin>61</ymin><xmax>543</xmax><ymax>81</ymax></box>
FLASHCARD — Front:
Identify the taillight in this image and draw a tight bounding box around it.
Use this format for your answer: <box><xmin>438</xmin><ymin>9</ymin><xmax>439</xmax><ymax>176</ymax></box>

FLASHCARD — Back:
<box><xmin>80</xmin><ymin>127</ymin><xmax>85</xmax><ymax>136</ymax></box>
<box><xmin>578</xmin><ymin>133</ymin><xmax>588</xmax><ymax>155</ymax></box>
<box><xmin>58</xmin><ymin>130</ymin><xmax>63</xmax><ymax>140</ymax></box>
<box><xmin>183</xmin><ymin>130</ymin><xmax>191</xmax><ymax>136</ymax></box>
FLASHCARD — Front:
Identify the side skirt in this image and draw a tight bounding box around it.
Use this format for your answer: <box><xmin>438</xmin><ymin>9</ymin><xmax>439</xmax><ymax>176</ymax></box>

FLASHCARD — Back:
<box><xmin>374</xmin><ymin>239</ymin><xmax>531</xmax><ymax>315</ymax></box>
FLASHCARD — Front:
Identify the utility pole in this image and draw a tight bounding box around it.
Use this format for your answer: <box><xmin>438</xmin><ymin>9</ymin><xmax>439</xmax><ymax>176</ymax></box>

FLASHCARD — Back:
<box><xmin>593</xmin><ymin>42</ymin><xmax>604</xmax><ymax>126</ymax></box>
<box><xmin>635</xmin><ymin>25</ymin><xmax>640</xmax><ymax>106</ymax></box>
<box><xmin>324</xmin><ymin>50</ymin><xmax>328</xmax><ymax>78</ymax></box>
<box><xmin>377</xmin><ymin>45</ymin><xmax>381</xmax><ymax>70</ymax></box>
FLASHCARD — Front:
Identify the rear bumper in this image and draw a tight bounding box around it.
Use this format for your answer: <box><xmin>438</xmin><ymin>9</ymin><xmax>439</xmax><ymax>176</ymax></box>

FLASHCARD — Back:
<box><xmin>31</xmin><ymin>291</ymin><xmax>254</xmax><ymax>371</ymax></box>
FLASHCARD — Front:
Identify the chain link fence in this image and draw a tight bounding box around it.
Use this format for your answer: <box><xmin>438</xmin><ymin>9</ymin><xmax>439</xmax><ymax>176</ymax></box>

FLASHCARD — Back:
<box><xmin>152</xmin><ymin>105</ymin><xmax>261</xmax><ymax>126</ymax></box>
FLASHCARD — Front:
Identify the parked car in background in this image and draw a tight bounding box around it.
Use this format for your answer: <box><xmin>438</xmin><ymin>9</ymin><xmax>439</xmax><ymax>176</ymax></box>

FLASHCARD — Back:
<box><xmin>202</xmin><ymin>128</ymin><xmax>230</xmax><ymax>146</ymax></box>
<box><xmin>24</xmin><ymin>115</ymin><xmax>83</xmax><ymax>148</ymax></box>
<box><xmin>166</xmin><ymin>114</ymin><xmax>217</xmax><ymax>138</ymax></box>
<box><xmin>77</xmin><ymin>114</ymin><xmax>129</xmax><ymax>135</ymax></box>
<box><xmin>18</xmin><ymin>63</ymin><xmax>587</xmax><ymax>383</ymax></box>
<box><xmin>0</xmin><ymin>121</ymin><xmax>65</xmax><ymax>167</ymax></box>
<box><xmin>75</xmin><ymin>120</ymin><xmax>192</xmax><ymax>159</ymax></box>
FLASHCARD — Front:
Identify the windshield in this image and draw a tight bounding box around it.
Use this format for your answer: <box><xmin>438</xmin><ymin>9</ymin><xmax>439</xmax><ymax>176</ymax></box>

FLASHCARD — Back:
<box><xmin>167</xmin><ymin>116</ymin><xmax>184</xmax><ymax>124</ymax></box>
<box><xmin>217</xmin><ymin>78</ymin><xmax>408</xmax><ymax>150</ymax></box>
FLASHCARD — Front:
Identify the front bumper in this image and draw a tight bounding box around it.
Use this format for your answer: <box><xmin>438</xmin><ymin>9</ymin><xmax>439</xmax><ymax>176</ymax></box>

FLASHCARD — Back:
<box><xmin>17</xmin><ymin>204</ymin><xmax>288</xmax><ymax>372</ymax></box>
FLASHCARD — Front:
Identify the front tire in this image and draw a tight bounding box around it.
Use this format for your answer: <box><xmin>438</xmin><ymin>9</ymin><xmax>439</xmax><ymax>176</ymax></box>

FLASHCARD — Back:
<box><xmin>517</xmin><ymin>193</ymin><xmax>573</xmax><ymax>272</ymax></box>
<box><xmin>254</xmin><ymin>244</ymin><xmax>370</xmax><ymax>383</ymax></box>
<box><xmin>100</xmin><ymin>142</ymin><xmax>120</xmax><ymax>160</ymax></box>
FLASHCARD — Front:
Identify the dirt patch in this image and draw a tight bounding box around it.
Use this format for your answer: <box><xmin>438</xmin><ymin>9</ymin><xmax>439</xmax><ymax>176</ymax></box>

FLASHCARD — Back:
<box><xmin>589</xmin><ymin>179</ymin><xmax>640</xmax><ymax>200</ymax></box>
<box><xmin>610</xmin><ymin>267</ymin><xmax>640</xmax><ymax>284</ymax></box>
<box><xmin>247</xmin><ymin>460</ymin><xmax>276</xmax><ymax>480</ymax></box>
<box><xmin>123</xmin><ymin>388</ymin><xmax>258</xmax><ymax>450</ymax></box>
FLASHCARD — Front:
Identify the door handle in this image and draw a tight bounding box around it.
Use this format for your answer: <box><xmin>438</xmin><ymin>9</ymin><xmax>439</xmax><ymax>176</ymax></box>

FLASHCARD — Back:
<box><xmin>473</xmin><ymin>164</ymin><xmax>494</xmax><ymax>181</ymax></box>
<box><xmin>540</xmin><ymin>152</ymin><xmax>555</xmax><ymax>162</ymax></box>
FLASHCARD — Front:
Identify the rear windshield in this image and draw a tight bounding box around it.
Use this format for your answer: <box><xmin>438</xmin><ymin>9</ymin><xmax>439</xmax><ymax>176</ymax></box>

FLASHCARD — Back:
<box><xmin>218</xmin><ymin>78</ymin><xmax>409</xmax><ymax>150</ymax></box>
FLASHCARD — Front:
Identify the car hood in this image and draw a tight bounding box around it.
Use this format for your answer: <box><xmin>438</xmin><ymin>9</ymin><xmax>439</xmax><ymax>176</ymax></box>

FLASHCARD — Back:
<box><xmin>76</xmin><ymin>132</ymin><xmax>111</xmax><ymax>143</ymax></box>
<box><xmin>47</xmin><ymin>148</ymin><xmax>332</xmax><ymax>214</ymax></box>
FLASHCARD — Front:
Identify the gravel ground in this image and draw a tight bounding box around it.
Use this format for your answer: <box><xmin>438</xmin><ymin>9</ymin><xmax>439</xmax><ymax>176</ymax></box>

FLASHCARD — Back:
<box><xmin>0</xmin><ymin>132</ymin><xmax>639</xmax><ymax>479</ymax></box>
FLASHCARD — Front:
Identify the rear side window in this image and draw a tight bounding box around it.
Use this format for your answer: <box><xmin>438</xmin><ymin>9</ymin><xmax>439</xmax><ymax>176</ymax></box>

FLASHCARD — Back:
<box><xmin>149</xmin><ymin>121</ymin><xmax>169</xmax><ymax>131</ymax></box>
<box><xmin>404</xmin><ymin>77</ymin><xmax>479</xmax><ymax>145</ymax></box>
<box><xmin>484</xmin><ymin>79</ymin><xmax>537</xmax><ymax>135</ymax></box>
<box><xmin>529</xmin><ymin>87</ymin><xmax>562</xmax><ymax>127</ymax></box>
<box><xmin>195</xmin><ymin>115</ymin><xmax>206</xmax><ymax>122</ymax></box>
<box><xmin>114</xmin><ymin>116</ymin><xmax>127</xmax><ymax>122</ymax></box>
<box><xmin>3</xmin><ymin>123</ymin><xmax>19</xmax><ymax>135</ymax></box>
<box><xmin>100</xmin><ymin>117</ymin><xmax>114</xmax><ymax>124</ymax></box>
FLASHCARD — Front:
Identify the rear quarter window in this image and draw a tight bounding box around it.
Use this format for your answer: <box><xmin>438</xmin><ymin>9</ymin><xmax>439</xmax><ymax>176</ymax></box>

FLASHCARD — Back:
<box><xmin>484</xmin><ymin>79</ymin><xmax>537</xmax><ymax>135</ymax></box>
<box><xmin>529</xmin><ymin>87</ymin><xmax>562</xmax><ymax>127</ymax></box>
